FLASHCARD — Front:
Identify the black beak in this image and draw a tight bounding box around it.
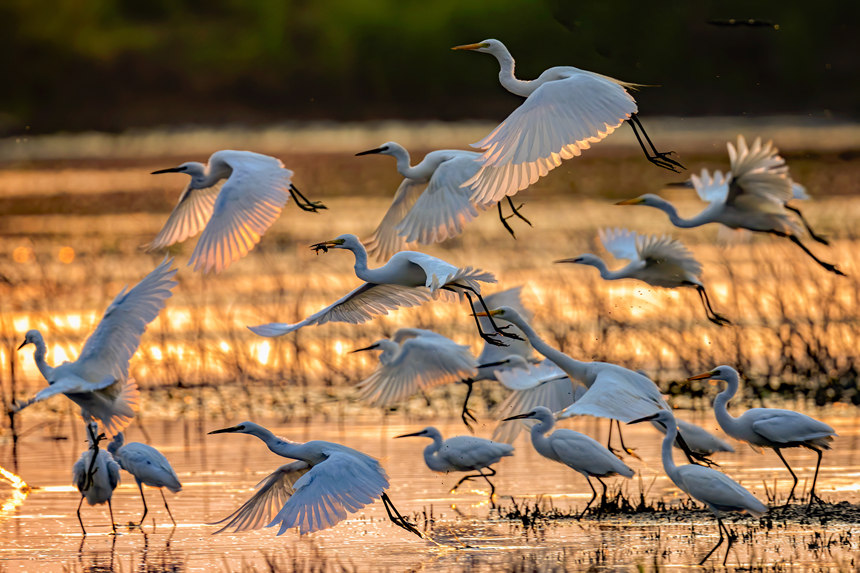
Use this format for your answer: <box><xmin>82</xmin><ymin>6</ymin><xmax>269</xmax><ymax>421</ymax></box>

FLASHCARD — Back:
<box><xmin>17</xmin><ymin>340</ymin><xmax>27</xmax><ymax>350</ymax></box>
<box><xmin>502</xmin><ymin>412</ymin><xmax>533</xmax><ymax>422</ymax></box>
<box><xmin>208</xmin><ymin>425</ymin><xmax>240</xmax><ymax>435</ymax></box>
<box><xmin>627</xmin><ymin>413</ymin><xmax>661</xmax><ymax>425</ymax></box>
<box><xmin>151</xmin><ymin>167</ymin><xmax>185</xmax><ymax>175</ymax></box>
<box><xmin>355</xmin><ymin>147</ymin><xmax>386</xmax><ymax>156</ymax></box>
<box><xmin>394</xmin><ymin>431</ymin><xmax>426</xmax><ymax>439</ymax></box>
<box><xmin>350</xmin><ymin>344</ymin><xmax>379</xmax><ymax>353</ymax></box>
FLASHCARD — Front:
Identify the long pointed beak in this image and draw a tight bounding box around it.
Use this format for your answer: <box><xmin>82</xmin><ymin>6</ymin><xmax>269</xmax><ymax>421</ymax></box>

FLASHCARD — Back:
<box><xmin>665</xmin><ymin>180</ymin><xmax>694</xmax><ymax>188</ymax></box>
<box><xmin>502</xmin><ymin>412</ymin><xmax>533</xmax><ymax>422</ymax></box>
<box><xmin>554</xmin><ymin>258</ymin><xmax>581</xmax><ymax>264</ymax></box>
<box><xmin>310</xmin><ymin>239</ymin><xmax>342</xmax><ymax>254</ymax></box>
<box><xmin>686</xmin><ymin>370</ymin><xmax>717</xmax><ymax>381</ymax></box>
<box><xmin>17</xmin><ymin>340</ymin><xmax>28</xmax><ymax>350</ymax></box>
<box><xmin>151</xmin><ymin>167</ymin><xmax>185</xmax><ymax>175</ymax></box>
<box><xmin>452</xmin><ymin>42</ymin><xmax>486</xmax><ymax>51</ymax></box>
<box><xmin>350</xmin><ymin>344</ymin><xmax>378</xmax><ymax>353</ymax></box>
<box><xmin>208</xmin><ymin>425</ymin><xmax>241</xmax><ymax>435</ymax></box>
<box><xmin>627</xmin><ymin>413</ymin><xmax>661</xmax><ymax>425</ymax></box>
<box><xmin>473</xmin><ymin>309</ymin><xmax>502</xmax><ymax>318</ymax></box>
<box><xmin>394</xmin><ymin>431</ymin><xmax>426</xmax><ymax>439</ymax></box>
<box><xmin>355</xmin><ymin>147</ymin><xmax>386</xmax><ymax>156</ymax></box>
<box><xmin>615</xmin><ymin>197</ymin><xmax>644</xmax><ymax>205</ymax></box>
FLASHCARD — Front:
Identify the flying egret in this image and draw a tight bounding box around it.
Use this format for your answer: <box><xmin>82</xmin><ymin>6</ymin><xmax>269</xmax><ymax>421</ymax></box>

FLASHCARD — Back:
<box><xmin>629</xmin><ymin>410</ymin><xmax>767</xmax><ymax>566</ymax></box>
<box><xmin>356</xmin><ymin>142</ymin><xmax>530</xmax><ymax>259</ymax></box>
<box><xmin>452</xmin><ymin>38</ymin><xmax>683</xmax><ymax>206</ymax></box>
<box><xmin>107</xmin><ymin>433</ymin><xmax>182</xmax><ymax>527</ymax></box>
<box><xmin>617</xmin><ymin>136</ymin><xmax>844</xmax><ymax>276</ymax></box>
<box><xmin>149</xmin><ymin>150</ymin><xmax>325</xmax><ymax>274</ymax></box>
<box><xmin>395</xmin><ymin>426</ymin><xmax>514</xmax><ymax>503</ymax></box>
<box><xmin>208</xmin><ymin>422</ymin><xmax>423</xmax><ymax>538</ymax></box>
<box><xmin>688</xmin><ymin>366</ymin><xmax>836</xmax><ymax>504</ymax></box>
<box><xmin>73</xmin><ymin>431</ymin><xmax>121</xmax><ymax>535</ymax></box>
<box><xmin>248</xmin><ymin>234</ymin><xmax>516</xmax><ymax>346</ymax></box>
<box><xmin>504</xmin><ymin>407</ymin><xmax>634</xmax><ymax>518</ymax></box>
<box><xmin>15</xmin><ymin>257</ymin><xmax>178</xmax><ymax>436</ymax></box>
<box><xmin>556</xmin><ymin>228</ymin><xmax>730</xmax><ymax>326</ymax></box>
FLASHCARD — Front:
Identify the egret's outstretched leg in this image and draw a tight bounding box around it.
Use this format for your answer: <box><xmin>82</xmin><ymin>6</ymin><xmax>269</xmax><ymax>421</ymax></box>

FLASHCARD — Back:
<box><xmin>459</xmin><ymin>291</ymin><xmax>506</xmax><ymax>347</ymax></box>
<box><xmin>693</xmin><ymin>284</ymin><xmax>732</xmax><ymax>326</ymax></box>
<box><xmin>131</xmin><ymin>482</ymin><xmax>149</xmax><ymax>527</ymax></box>
<box><xmin>768</xmin><ymin>231</ymin><xmax>845</xmax><ymax>276</ymax></box>
<box><xmin>497</xmin><ymin>202</ymin><xmax>518</xmax><ymax>238</ymax></box>
<box><xmin>627</xmin><ymin>114</ymin><xmax>685</xmax><ymax>173</ymax></box>
<box><xmin>496</xmin><ymin>198</ymin><xmax>533</xmax><ymax>238</ymax></box>
<box><xmin>459</xmin><ymin>286</ymin><xmax>523</xmax><ymax>341</ymax></box>
<box><xmin>698</xmin><ymin>516</ymin><xmax>730</xmax><ymax>565</ymax></box>
<box><xmin>773</xmin><ymin>448</ymin><xmax>799</xmax><ymax>504</ymax></box>
<box><xmin>784</xmin><ymin>204</ymin><xmax>828</xmax><ymax>245</ymax></box>
<box><xmin>459</xmin><ymin>380</ymin><xmax>478</xmax><ymax>432</ymax></box>
<box><xmin>77</xmin><ymin>495</ymin><xmax>87</xmax><ymax>535</ymax></box>
<box><xmin>380</xmin><ymin>493</ymin><xmax>423</xmax><ymax>539</ymax></box>
<box><xmin>107</xmin><ymin>499</ymin><xmax>117</xmax><ymax>534</ymax></box>
<box><xmin>808</xmin><ymin>447</ymin><xmax>825</xmax><ymax>506</ymax></box>
<box><xmin>578</xmin><ymin>476</ymin><xmax>599</xmax><ymax>519</ymax></box>
<box><xmin>289</xmin><ymin>183</ymin><xmax>327</xmax><ymax>212</ymax></box>
<box><xmin>83</xmin><ymin>424</ymin><xmax>103</xmax><ymax>491</ymax></box>
<box><xmin>506</xmin><ymin>197</ymin><xmax>532</xmax><ymax>226</ymax></box>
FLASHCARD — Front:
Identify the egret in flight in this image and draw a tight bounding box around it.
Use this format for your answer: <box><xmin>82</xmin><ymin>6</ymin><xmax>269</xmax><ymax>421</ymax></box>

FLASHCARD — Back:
<box><xmin>504</xmin><ymin>407</ymin><xmax>634</xmax><ymax>518</ymax></box>
<box><xmin>208</xmin><ymin>422</ymin><xmax>423</xmax><ymax>538</ymax></box>
<box><xmin>149</xmin><ymin>150</ymin><xmax>325</xmax><ymax>274</ymax></box>
<box><xmin>617</xmin><ymin>135</ymin><xmax>844</xmax><ymax>276</ymax></box>
<box><xmin>452</xmin><ymin>38</ymin><xmax>683</xmax><ymax>205</ymax></box>
<box><xmin>629</xmin><ymin>410</ymin><xmax>767</xmax><ymax>565</ymax></box>
<box><xmin>356</xmin><ymin>142</ymin><xmax>530</xmax><ymax>259</ymax></box>
<box><xmin>688</xmin><ymin>366</ymin><xmax>836</xmax><ymax>504</ymax></box>
<box><xmin>15</xmin><ymin>257</ymin><xmax>178</xmax><ymax>436</ymax></box>
<box><xmin>108</xmin><ymin>433</ymin><xmax>182</xmax><ymax>527</ymax></box>
<box><xmin>73</xmin><ymin>432</ymin><xmax>120</xmax><ymax>535</ymax></box>
<box><xmin>395</xmin><ymin>426</ymin><xmax>514</xmax><ymax>503</ymax></box>
<box><xmin>556</xmin><ymin>228</ymin><xmax>730</xmax><ymax>325</ymax></box>
<box><xmin>248</xmin><ymin>234</ymin><xmax>516</xmax><ymax>346</ymax></box>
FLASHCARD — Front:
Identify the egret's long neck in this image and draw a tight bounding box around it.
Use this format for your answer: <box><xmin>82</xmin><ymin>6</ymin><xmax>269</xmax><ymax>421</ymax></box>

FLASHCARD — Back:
<box><xmin>648</xmin><ymin>200</ymin><xmax>704</xmax><ymax>229</ymax></box>
<box><xmin>491</xmin><ymin>49</ymin><xmax>535</xmax><ymax>97</ymax></box>
<box><xmin>345</xmin><ymin>244</ymin><xmax>372</xmax><ymax>281</ymax></box>
<box><xmin>388</xmin><ymin>147</ymin><xmax>423</xmax><ymax>180</ymax></box>
<box><xmin>528</xmin><ymin>416</ymin><xmax>556</xmax><ymax>458</ymax></box>
<box><xmin>585</xmin><ymin>260</ymin><xmax>622</xmax><ymax>281</ymax></box>
<box><xmin>508</xmin><ymin>317</ymin><xmax>590</xmax><ymax>383</ymax></box>
<box><xmin>250</xmin><ymin>427</ymin><xmax>305</xmax><ymax>461</ymax></box>
<box><xmin>28</xmin><ymin>335</ymin><xmax>54</xmax><ymax>381</ymax></box>
<box><xmin>659</xmin><ymin>418</ymin><xmax>684</xmax><ymax>486</ymax></box>
<box><xmin>200</xmin><ymin>158</ymin><xmax>232</xmax><ymax>188</ymax></box>
<box><xmin>422</xmin><ymin>435</ymin><xmax>448</xmax><ymax>472</ymax></box>
<box><xmin>713</xmin><ymin>375</ymin><xmax>743</xmax><ymax>437</ymax></box>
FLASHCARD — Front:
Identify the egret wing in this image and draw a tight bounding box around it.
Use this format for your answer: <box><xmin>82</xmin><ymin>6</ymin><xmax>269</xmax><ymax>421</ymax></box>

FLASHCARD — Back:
<box><xmin>495</xmin><ymin>359</ymin><xmax>566</xmax><ymax>391</ymax></box>
<box><xmin>113</xmin><ymin>442</ymin><xmax>181</xmax><ymax>492</ymax></box>
<box><xmin>212</xmin><ymin>461</ymin><xmax>311</xmax><ymax>534</ymax></box>
<box><xmin>599</xmin><ymin>228</ymin><xmax>640</xmax><ymax>262</ymax></box>
<box><xmin>750</xmin><ymin>410</ymin><xmax>835</xmax><ymax>444</ymax></box>
<box><xmin>190</xmin><ymin>151</ymin><xmax>293</xmax><ymax>273</ymax></box>
<box><xmin>14</xmin><ymin>373</ymin><xmax>116</xmax><ymax>411</ymax></box>
<box><xmin>676</xmin><ymin>464</ymin><xmax>767</xmax><ymax>516</ymax></box>
<box><xmin>404</xmin><ymin>252</ymin><xmax>496</xmax><ymax>294</ymax></box>
<box><xmin>549</xmin><ymin>430</ymin><xmax>634</xmax><ymax>477</ymax></box>
<box><xmin>73</xmin><ymin>257</ymin><xmax>177</xmax><ymax>383</ymax></box>
<box><xmin>727</xmin><ymin>136</ymin><xmax>793</xmax><ymax>206</ymax></box>
<box><xmin>248</xmin><ymin>283</ymin><xmax>433</xmax><ymax>337</ymax></box>
<box><xmin>491</xmin><ymin>376</ymin><xmax>580</xmax><ymax>444</ymax></box>
<box><xmin>689</xmin><ymin>168</ymin><xmax>730</xmax><ymax>204</ymax></box>
<box><xmin>466</xmin><ymin>72</ymin><xmax>636</xmax><ymax>204</ymax></box>
<box><xmin>559</xmin><ymin>368</ymin><xmax>667</xmax><ymax>422</ymax></box>
<box><xmin>636</xmin><ymin>233</ymin><xmax>702</xmax><ymax>278</ymax></box>
<box><xmin>365</xmin><ymin>178</ymin><xmax>426</xmax><ymax>261</ymax></box>
<box><xmin>269</xmin><ymin>451</ymin><xmax>389</xmax><ymax>535</ymax></box>
<box><xmin>148</xmin><ymin>181</ymin><xmax>224</xmax><ymax>250</ymax></box>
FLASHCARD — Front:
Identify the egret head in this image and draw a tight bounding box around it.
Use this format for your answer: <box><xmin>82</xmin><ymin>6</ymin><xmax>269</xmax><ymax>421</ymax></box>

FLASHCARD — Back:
<box><xmin>107</xmin><ymin>432</ymin><xmax>125</xmax><ymax>455</ymax></box>
<box><xmin>473</xmin><ymin>305</ymin><xmax>524</xmax><ymax>327</ymax></box>
<box><xmin>554</xmin><ymin>254</ymin><xmax>602</xmax><ymax>267</ymax></box>
<box><xmin>208</xmin><ymin>421</ymin><xmax>259</xmax><ymax>435</ymax></box>
<box><xmin>686</xmin><ymin>365</ymin><xmax>736</xmax><ymax>383</ymax></box>
<box><xmin>152</xmin><ymin>161</ymin><xmax>207</xmax><ymax>186</ymax></box>
<box><xmin>310</xmin><ymin>233</ymin><xmax>362</xmax><ymax>254</ymax></box>
<box><xmin>394</xmin><ymin>427</ymin><xmax>441</xmax><ymax>440</ymax></box>
<box><xmin>18</xmin><ymin>329</ymin><xmax>41</xmax><ymax>350</ymax></box>
<box><xmin>615</xmin><ymin>194</ymin><xmax>666</xmax><ymax>208</ymax></box>
<box><xmin>355</xmin><ymin>142</ymin><xmax>403</xmax><ymax>157</ymax></box>
<box><xmin>452</xmin><ymin>39</ymin><xmax>506</xmax><ymax>56</ymax></box>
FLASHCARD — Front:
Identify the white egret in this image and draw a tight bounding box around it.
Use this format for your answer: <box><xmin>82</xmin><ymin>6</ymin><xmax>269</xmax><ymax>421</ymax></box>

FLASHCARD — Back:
<box><xmin>107</xmin><ymin>433</ymin><xmax>182</xmax><ymax>527</ymax></box>
<box><xmin>248</xmin><ymin>234</ymin><xmax>516</xmax><ymax>346</ymax></box>
<box><xmin>652</xmin><ymin>418</ymin><xmax>734</xmax><ymax>459</ymax></box>
<box><xmin>356</xmin><ymin>142</ymin><xmax>530</xmax><ymax>259</ymax></box>
<box><xmin>208</xmin><ymin>422</ymin><xmax>422</xmax><ymax>538</ymax></box>
<box><xmin>629</xmin><ymin>410</ymin><xmax>767</xmax><ymax>565</ymax></box>
<box><xmin>149</xmin><ymin>150</ymin><xmax>325</xmax><ymax>274</ymax></box>
<box><xmin>556</xmin><ymin>228</ymin><xmax>730</xmax><ymax>325</ymax></box>
<box><xmin>452</xmin><ymin>38</ymin><xmax>683</xmax><ymax>205</ymax></box>
<box><xmin>73</xmin><ymin>432</ymin><xmax>121</xmax><ymax>535</ymax></box>
<box><xmin>504</xmin><ymin>407</ymin><xmax>634</xmax><ymax>518</ymax></box>
<box><xmin>395</xmin><ymin>426</ymin><xmax>514</xmax><ymax>502</ymax></box>
<box><xmin>618</xmin><ymin>135</ymin><xmax>844</xmax><ymax>276</ymax></box>
<box><xmin>15</xmin><ymin>257</ymin><xmax>178</xmax><ymax>436</ymax></box>
<box><xmin>688</xmin><ymin>366</ymin><xmax>836</xmax><ymax>504</ymax></box>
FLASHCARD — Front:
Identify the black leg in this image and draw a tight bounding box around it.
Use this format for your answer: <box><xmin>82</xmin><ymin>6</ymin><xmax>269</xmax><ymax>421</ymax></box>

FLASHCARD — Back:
<box><xmin>131</xmin><ymin>481</ymin><xmax>148</xmax><ymax>527</ymax></box>
<box><xmin>606</xmin><ymin>419</ymin><xmax>622</xmax><ymax>458</ymax></box>
<box><xmin>786</xmin><ymin>234</ymin><xmax>845</xmax><ymax>276</ymax></box>
<box><xmin>627</xmin><ymin>114</ymin><xmax>685</xmax><ymax>172</ymax></box>
<box><xmin>698</xmin><ymin>516</ymin><xmax>727</xmax><ymax>565</ymax></box>
<box><xmin>289</xmin><ymin>183</ymin><xmax>327</xmax><ymax>212</ymax></box>
<box><xmin>497</xmin><ymin>202</ymin><xmax>517</xmax><ymax>239</ymax></box>
<box><xmin>808</xmin><ymin>447</ymin><xmax>825</xmax><ymax>506</ymax></box>
<box><xmin>455</xmin><ymin>286</ymin><xmax>522</xmax><ymax>342</ymax></box>
<box><xmin>773</xmin><ymin>448</ymin><xmax>799</xmax><ymax>504</ymax></box>
<box><xmin>455</xmin><ymin>290</ymin><xmax>506</xmax><ymax>347</ymax></box>
<box><xmin>475</xmin><ymin>467</ymin><xmax>498</xmax><ymax>504</ymax></box>
<box><xmin>77</xmin><ymin>495</ymin><xmax>87</xmax><ymax>535</ymax></box>
<box><xmin>460</xmin><ymin>380</ymin><xmax>477</xmax><ymax>432</ymax></box>
<box><xmin>108</xmin><ymin>499</ymin><xmax>117</xmax><ymax>534</ymax></box>
<box><xmin>578</xmin><ymin>476</ymin><xmax>598</xmax><ymax>519</ymax></box>
<box><xmin>595</xmin><ymin>476</ymin><xmax>608</xmax><ymax>517</ymax></box>
<box><xmin>380</xmin><ymin>492</ymin><xmax>424</xmax><ymax>539</ymax></box>
<box><xmin>694</xmin><ymin>284</ymin><xmax>732</xmax><ymax>326</ymax></box>
<box><xmin>616</xmin><ymin>421</ymin><xmax>640</xmax><ymax>459</ymax></box>
<box><xmin>784</xmin><ymin>204</ymin><xmax>828</xmax><ymax>245</ymax></box>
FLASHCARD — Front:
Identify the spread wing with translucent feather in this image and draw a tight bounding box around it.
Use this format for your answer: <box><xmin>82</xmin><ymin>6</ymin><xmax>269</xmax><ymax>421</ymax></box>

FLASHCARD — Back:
<box><xmin>636</xmin><ymin>233</ymin><xmax>702</xmax><ymax>277</ymax></box>
<box><xmin>466</xmin><ymin>72</ymin><xmax>637</xmax><ymax>204</ymax></box>
<box><xmin>365</xmin><ymin>178</ymin><xmax>426</xmax><ymax>261</ymax></box>
<box><xmin>491</xmin><ymin>374</ymin><xmax>580</xmax><ymax>444</ymax></box>
<box><xmin>148</xmin><ymin>181</ymin><xmax>224</xmax><ymax>251</ymax></box>
<box><xmin>599</xmin><ymin>228</ymin><xmax>640</xmax><ymax>262</ymax></box>
<box><xmin>559</xmin><ymin>368</ymin><xmax>667</xmax><ymax>422</ymax></box>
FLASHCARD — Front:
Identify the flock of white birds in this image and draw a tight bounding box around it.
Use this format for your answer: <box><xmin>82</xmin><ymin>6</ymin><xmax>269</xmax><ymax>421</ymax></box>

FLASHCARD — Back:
<box><xmin>10</xmin><ymin>38</ymin><xmax>843</xmax><ymax>565</ymax></box>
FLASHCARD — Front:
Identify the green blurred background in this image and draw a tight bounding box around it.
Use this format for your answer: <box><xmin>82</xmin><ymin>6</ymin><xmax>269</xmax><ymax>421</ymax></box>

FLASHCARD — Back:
<box><xmin>2</xmin><ymin>0</ymin><xmax>857</xmax><ymax>135</ymax></box>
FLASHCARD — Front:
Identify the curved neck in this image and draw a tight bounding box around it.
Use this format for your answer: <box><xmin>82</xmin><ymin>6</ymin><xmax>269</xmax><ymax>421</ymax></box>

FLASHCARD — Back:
<box><xmin>387</xmin><ymin>147</ymin><xmax>426</xmax><ymax>180</ymax></box>
<box><xmin>201</xmin><ymin>158</ymin><xmax>233</xmax><ymax>188</ymax></box>
<box><xmin>422</xmin><ymin>434</ymin><xmax>447</xmax><ymax>472</ymax></box>
<box><xmin>585</xmin><ymin>259</ymin><xmax>622</xmax><ymax>280</ymax></box>
<box><xmin>650</xmin><ymin>200</ymin><xmax>704</xmax><ymax>229</ymax></box>
<box><xmin>249</xmin><ymin>427</ymin><xmax>305</xmax><ymax>461</ymax></box>
<box><xmin>508</xmin><ymin>316</ymin><xmax>590</xmax><ymax>382</ymax></box>
<box><xmin>28</xmin><ymin>335</ymin><xmax>54</xmax><ymax>381</ymax></box>
<box><xmin>659</xmin><ymin>418</ymin><xmax>683</xmax><ymax>485</ymax></box>
<box><xmin>491</xmin><ymin>49</ymin><xmax>535</xmax><ymax>97</ymax></box>
<box><xmin>713</xmin><ymin>375</ymin><xmax>743</xmax><ymax>436</ymax></box>
<box><xmin>345</xmin><ymin>244</ymin><xmax>372</xmax><ymax>280</ymax></box>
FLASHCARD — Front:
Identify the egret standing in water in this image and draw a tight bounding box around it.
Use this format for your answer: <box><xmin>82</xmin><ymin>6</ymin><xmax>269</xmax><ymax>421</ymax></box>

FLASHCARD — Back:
<box><xmin>149</xmin><ymin>150</ymin><xmax>325</xmax><ymax>274</ymax></box>
<box><xmin>629</xmin><ymin>410</ymin><xmax>767</xmax><ymax>566</ymax></box>
<box><xmin>617</xmin><ymin>135</ymin><xmax>844</xmax><ymax>276</ymax></box>
<box><xmin>208</xmin><ymin>422</ymin><xmax>423</xmax><ymax>538</ymax></box>
<box><xmin>108</xmin><ymin>433</ymin><xmax>182</xmax><ymax>527</ymax></box>
<box><xmin>356</xmin><ymin>142</ymin><xmax>530</xmax><ymax>259</ymax></box>
<box><xmin>504</xmin><ymin>407</ymin><xmax>634</xmax><ymax>518</ymax></box>
<box><xmin>248</xmin><ymin>234</ymin><xmax>516</xmax><ymax>346</ymax></box>
<box><xmin>452</xmin><ymin>38</ymin><xmax>682</xmax><ymax>205</ymax></box>
<box><xmin>688</xmin><ymin>366</ymin><xmax>836</xmax><ymax>504</ymax></box>
<box><xmin>15</xmin><ymin>257</ymin><xmax>178</xmax><ymax>436</ymax></box>
<box><xmin>395</xmin><ymin>426</ymin><xmax>514</xmax><ymax>503</ymax></box>
<box><xmin>73</xmin><ymin>432</ymin><xmax>121</xmax><ymax>535</ymax></box>
<box><xmin>556</xmin><ymin>228</ymin><xmax>730</xmax><ymax>325</ymax></box>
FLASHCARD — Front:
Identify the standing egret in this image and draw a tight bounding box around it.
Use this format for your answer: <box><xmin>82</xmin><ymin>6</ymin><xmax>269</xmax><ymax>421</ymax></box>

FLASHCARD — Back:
<box><xmin>688</xmin><ymin>366</ymin><xmax>836</xmax><ymax>504</ymax></box>
<box><xmin>248</xmin><ymin>234</ymin><xmax>516</xmax><ymax>346</ymax></box>
<box><xmin>356</xmin><ymin>142</ymin><xmax>529</xmax><ymax>260</ymax></box>
<box><xmin>15</xmin><ymin>257</ymin><xmax>178</xmax><ymax>436</ymax></box>
<box><xmin>556</xmin><ymin>228</ymin><xmax>730</xmax><ymax>325</ymax></box>
<box><xmin>208</xmin><ymin>422</ymin><xmax>422</xmax><ymax>538</ymax></box>
<box><xmin>73</xmin><ymin>432</ymin><xmax>121</xmax><ymax>535</ymax></box>
<box><xmin>617</xmin><ymin>135</ymin><xmax>844</xmax><ymax>276</ymax></box>
<box><xmin>504</xmin><ymin>407</ymin><xmax>634</xmax><ymax>518</ymax></box>
<box><xmin>629</xmin><ymin>410</ymin><xmax>767</xmax><ymax>565</ymax></box>
<box><xmin>108</xmin><ymin>433</ymin><xmax>182</xmax><ymax>527</ymax></box>
<box><xmin>452</xmin><ymin>38</ymin><xmax>683</xmax><ymax>206</ymax></box>
<box><xmin>395</xmin><ymin>426</ymin><xmax>513</xmax><ymax>503</ymax></box>
<box><xmin>149</xmin><ymin>150</ymin><xmax>325</xmax><ymax>274</ymax></box>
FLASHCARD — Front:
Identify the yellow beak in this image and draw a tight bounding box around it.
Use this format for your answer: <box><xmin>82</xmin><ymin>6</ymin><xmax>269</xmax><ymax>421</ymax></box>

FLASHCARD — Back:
<box><xmin>615</xmin><ymin>197</ymin><xmax>644</xmax><ymax>205</ymax></box>
<box><xmin>452</xmin><ymin>42</ymin><xmax>487</xmax><ymax>51</ymax></box>
<box><xmin>686</xmin><ymin>370</ymin><xmax>718</xmax><ymax>382</ymax></box>
<box><xmin>473</xmin><ymin>309</ymin><xmax>502</xmax><ymax>318</ymax></box>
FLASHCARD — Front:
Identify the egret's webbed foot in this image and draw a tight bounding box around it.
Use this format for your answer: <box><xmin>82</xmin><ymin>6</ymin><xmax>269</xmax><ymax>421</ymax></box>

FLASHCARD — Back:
<box><xmin>381</xmin><ymin>493</ymin><xmax>424</xmax><ymax>540</ymax></box>
<box><xmin>627</xmin><ymin>114</ymin><xmax>685</xmax><ymax>173</ymax></box>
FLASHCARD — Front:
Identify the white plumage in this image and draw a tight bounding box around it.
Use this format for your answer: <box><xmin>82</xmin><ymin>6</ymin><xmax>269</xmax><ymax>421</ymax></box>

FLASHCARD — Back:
<box><xmin>73</xmin><ymin>433</ymin><xmax>121</xmax><ymax>534</ymax></box>
<box><xmin>15</xmin><ymin>257</ymin><xmax>177</xmax><ymax>436</ymax></box>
